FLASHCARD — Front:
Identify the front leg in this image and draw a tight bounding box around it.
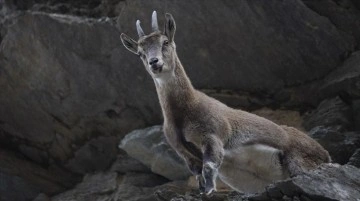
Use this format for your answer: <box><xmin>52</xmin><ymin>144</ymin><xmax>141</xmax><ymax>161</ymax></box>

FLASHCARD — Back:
<box><xmin>201</xmin><ymin>135</ymin><xmax>224</xmax><ymax>195</ymax></box>
<box><xmin>179</xmin><ymin>152</ymin><xmax>206</xmax><ymax>192</ymax></box>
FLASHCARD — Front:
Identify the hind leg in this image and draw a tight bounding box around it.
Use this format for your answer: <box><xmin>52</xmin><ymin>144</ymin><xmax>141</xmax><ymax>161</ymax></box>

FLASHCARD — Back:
<box><xmin>219</xmin><ymin>144</ymin><xmax>289</xmax><ymax>193</ymax></box>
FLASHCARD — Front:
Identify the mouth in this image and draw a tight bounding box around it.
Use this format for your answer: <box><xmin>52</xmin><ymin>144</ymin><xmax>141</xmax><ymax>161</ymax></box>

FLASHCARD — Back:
<box><xmin>151</xmin><ymin>64</ymin><xmax>163</xmax><ymax>74</ymax></box>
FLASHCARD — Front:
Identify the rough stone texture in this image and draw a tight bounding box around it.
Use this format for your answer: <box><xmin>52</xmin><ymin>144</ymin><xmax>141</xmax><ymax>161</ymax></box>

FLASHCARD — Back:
<box><xmin>65</xmin><ymin>136</ymin><xmax>119</xmax><ymax>174</ymax></box>
<box><xmin>0</xmin><ymin>11</ymin><xmax>155</xmax><ymax>172</ymax></box>
<box><xmin>52</xmin><ymin>172</ymin><xmax>119</xmax><ymax>201</ymax></box>
<box><xmin>303</xmin><ymin>97</ymin><xmax>353</xmax><ymax>131</ymax></box>
<box><xmin>49</xmin><ymin>160</ymin><xmax>360</xmax><ymax>201</ymax></box>
<box><xmin>348</xmin><ymin>148</ymin><xmax>360</xmax><ymax>168</ymax></box>
<box><xmin>309</xmin><ymin>126</ymin><xmax>360</xmax><ymax>164</ymax></box>
<box><xmin>32</xmin><ymin>193</ymin><xmax>51</xmax><ymax>201</ymax></box>
<box><xmin>302</xmin><ymin>0</ymin><xmax>360</xmax><ymax>47</ymax></box>
<box><xmin>0</xmin><ymin>0</ymin><xmax>357</xmax><ymax>177</ymax></box>
<box><xmin>0</xmin><ymin>0</ymin><xmax>360</xmax><ymax>200</ymax></box>
<box><xmin>0</xmin><ymin>149</ymin><xmax>80</xmax><ymax>201</ymax></box>
<box><xmin>156</xmin><ymin>164</ymin><xmax>360</xmax><ymax>201</ymax></box>
<box><xmin>352</xmin><ymin>99</ymin><xmax>360</xmax><ymax>131</ymax></box>
<box><xmin>52</xmin><ymin>172</ymin><xmax>186</xmax><ymax>201</ymax></box>
<box><xmin>119</xmin><ymin>126</ymin><xmax>191</xmax><ymax>181</ymax></box>
<box><xmin>251</xmin><ymin>164</ymin><xmax>360</xmax><ymax>201</ymax></box>
<box><xmin>121</xmin><ymin>172</ymin><xmax>169</xmax><ymax>188</ymax></box>
<box><xmin>4</xmin><ymin>0</ymin><xmax>125</xmax><ymax>17</ymax></box>
<box><xmin>118</xmin><ymin>0</ymin><xmax>354</xmax><ymax>92</ymax></box>
<box><xmin>110</xmin><ymin>153</ymin><xmax>151</xmax><ymax>174</ymax></box>
<box><xmin>316</xmin><ymin>51</ymin><xmax>360</xmax><ymax>101</ymax></box>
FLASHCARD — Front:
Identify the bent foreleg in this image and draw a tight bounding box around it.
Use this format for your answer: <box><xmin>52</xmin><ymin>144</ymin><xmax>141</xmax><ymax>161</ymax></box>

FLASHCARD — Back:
<box><xmin>201</xmin><ymin>135</ymin><xmax>224</xmax><ymax>195</ymax></box>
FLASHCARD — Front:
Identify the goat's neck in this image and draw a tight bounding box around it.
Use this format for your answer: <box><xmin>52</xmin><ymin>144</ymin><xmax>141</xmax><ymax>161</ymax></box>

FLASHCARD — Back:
<box><xmin>154</xmin><ymin>54</ymin><xmax>196</xmax><ymax>125</ymax></box>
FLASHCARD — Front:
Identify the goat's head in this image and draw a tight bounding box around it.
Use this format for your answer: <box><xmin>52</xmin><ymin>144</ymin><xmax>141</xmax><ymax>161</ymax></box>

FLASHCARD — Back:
<box><xmin>121</xmin><ymin>11</ymin><xmax>176</xmax><ymax>79</ymax></box>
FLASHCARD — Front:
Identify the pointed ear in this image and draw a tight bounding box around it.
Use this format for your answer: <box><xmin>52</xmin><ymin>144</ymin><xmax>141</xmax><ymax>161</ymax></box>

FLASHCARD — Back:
<box><xmin>120</xmin><ymin>33</ymin><xmax>139</xmax><ymax>55</ymax></box>
<box><xmin>164</xmin><ymin>13</ymin><xmax>176</xmax><ymax>42</ymax></box>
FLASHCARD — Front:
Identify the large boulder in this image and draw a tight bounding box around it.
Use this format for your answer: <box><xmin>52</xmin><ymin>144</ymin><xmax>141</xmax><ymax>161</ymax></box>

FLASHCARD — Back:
<box><xmin>250</xmin><ymin>164</ymin><xmax>360</xmax><ymax>201</ymax></box>
<box><xmin>308</xmin><ymin>126</ymin><xmax>360</xmax><ymax>164</ymax></box>
<box><xmin>0</xmin><ymin>149</ymin><xmax>80</xmax><ymax>201</ymax></box>
<box><xmin>119</xmin><ymin>126</ymin><xmax>191</xmax><ymax>181</ymax></box>
<box><xmin>118</xmin><ymin>0</ymin><xmax>354</xmax><ymax>92</ymax></box>
<box><xmin>302</xmin><ymin>0</ymin><xmax>360</xmax><ymax>47</ymax></box>
<box><xmin>303</xmin><ymin>97</ymin><xmax>353</xmax><ymax>131</ymax></box>
<box><xmin>156</xmin><ymin>164</ymin><xmax>360</xmax><ymax>201</ymax></box>
<box><xmin>309</xmin><ymin>51</ymin><xmax>360</xmax><ymax>103</ymax></box>
<box><xmin>348</xmin><ymin>148</ymin><xmax>360</xmax><ymax>168</ymax></box>
<box><xmin>0</xmin><ymin>12</ymin><xmax>159</xmax><ymax>173</ymax></box>
<box><xmin>0</xmin><ymin>1</ymin><xmax>359</xmax><ymax>200</ymax></box>
<box><xmin>0</xmin><ymin>0</ymin><xmax>356</xmax><ymax>174</ymax></box>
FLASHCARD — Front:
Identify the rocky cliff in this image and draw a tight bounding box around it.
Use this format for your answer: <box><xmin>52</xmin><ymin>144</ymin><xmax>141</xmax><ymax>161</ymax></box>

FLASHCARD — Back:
<box><xmin>0</xmin><ymin>0</ymin><xmax>359</xmax><ymax>201</ymax></box>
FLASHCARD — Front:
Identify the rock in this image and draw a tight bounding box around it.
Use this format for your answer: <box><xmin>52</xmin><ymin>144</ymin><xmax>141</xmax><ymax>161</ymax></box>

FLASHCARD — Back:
<box><xmin>302</xmin><ymin>0</ymin><xmax>360</xmax><ymax>46</ymax></box>
<box><xmin>303</xmin><ymin>97</ymin><xmax>353</xmax><ymax>131</ymax></box>
<box><xmin>52</xmin><ymin>171</ymin><xmax>166</xmax><ymax>201</ymax></box>
<box><xmin>352</xmin><ymin>99</ymin><xmax>360</xmax><ymax>130</ymax></box>
<box><xmin>252</xmin><ymin>107</ymin><xmax>304</xmax><ymax>130</ymax></box>
<box><xmin>65</xmin><ymin>136</ymin><xmax>119</xmax><ymax>174</ymax></box>
<box><xmin>32</xmin><ymin>193</ymin><xmax>51</xmax><ymax>201</ymax></box>
<box><xmin>309</xmin><ymin>126</ymin><xmax>360</xmax><ymax>164</ymax></box>
<box><xmin>51</xmin><ymin>164</ymin><xmax>360</xmax><ymax>201</ymax></box>
<box><xmin>52</xmin><ymin>172</ymin><xmax>119</xmax><ymax>201</ymax></box>
<box><xmin>109</xmin><ymin>184</ymin><xmax>158</xmax><ymax>201</ymax></box>
<box><xmin>110</xmin><ymin>153</ymin><xmax>151</xmax><ymax>173</ymax></box>
<box><xmin>0</xmin><ymin>149</ymin><xmax>80</xmax><ymax>201</ymax></box>
<box><xmin>119</xmin><ymin>126</ymin><xmax>191</xmax><ymax>180</ymax></box>
<box><xmin>317</xmin><ymin>51</ymin><xmax>360</xmax><ymax>101</ymax></box>
<box><xmin>348</xmin><ymin>149</ymin><xmax>360</xmax><ymax>168</ymax></box>
<box><xmin>4</xmin><ymin>0</ymin><xmax>125</xmax><ymax>17</ymax></box>
<box><xmin>251</xmin><ymin>164</ymin><xmax>360</xmax><ymax>201</ymax></box>
<box><xmin>0</xmin><ymin>11</ymin><xmax>156</xmax><ymax>172</ymax></box>
<box><xmin>0</xmin><ymin>1</ymin><xmax>359</xmax><ymax>200</ymax></box>
<box><xmin>118</xmin><ymin>0</ymin><xmax>353</xmax><ymax>92</ymax></box>
<box><xmin>121</xmin><ymin>172</ymin><xmax>169</xmax><ymax>187</ymax></box>
<box><xmin>187</xmin><ymin>176</ymin><xmax>232</xmax><ymax>192</ymax></box>
<box><xmin>0</xmin><ymin>0</ymin><xmax>357</xmax><ymax>177</ymax></box>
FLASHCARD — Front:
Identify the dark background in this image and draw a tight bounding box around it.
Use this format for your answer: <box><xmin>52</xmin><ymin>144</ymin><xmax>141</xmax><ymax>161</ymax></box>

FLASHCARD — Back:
<box><xmin>0</xmin><ymin>0</ymin><xmax>360</xmax><ymax>200</ymax></box>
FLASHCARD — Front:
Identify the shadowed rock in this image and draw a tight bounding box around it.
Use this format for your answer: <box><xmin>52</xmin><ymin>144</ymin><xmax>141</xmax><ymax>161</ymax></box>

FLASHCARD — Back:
<box><xmin>119</xmin><ymin>126</ymin><xmax>191</xmax><ymax>180</ymax></box>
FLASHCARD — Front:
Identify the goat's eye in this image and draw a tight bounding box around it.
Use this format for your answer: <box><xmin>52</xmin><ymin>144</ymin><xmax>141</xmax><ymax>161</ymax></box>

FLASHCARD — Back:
<box><xmin>163</xmin><ymin>40</ymin><xmax>169</xmax><ymax>46</ymax></box>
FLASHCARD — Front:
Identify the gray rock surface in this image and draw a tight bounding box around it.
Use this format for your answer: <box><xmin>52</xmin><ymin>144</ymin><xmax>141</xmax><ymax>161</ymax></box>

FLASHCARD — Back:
<box><xmin>119</xmin><ymin>126</ymin><xmax>191</xmax><ymax>180</ymax></box>
<box><xmin>118</xmin><ymin>0</ymin><xmax>354</xmax><ymax>92</ymax></box>
<box><xmin>32</xmin><ymin>193</ymin><xmax>51</xmax><ymax>201</ymax></box>
<box><xmin>52</xmin><ymin>172</ymin><xmax>119</xmax><ymax>201</ymax></box>
<box><xmin>352</xmin><ymin>99</ymin><xmax>360</xmax><ymax>130</ymax></box>
<box><xmin>158</xmin><ymin>164</ymin><xmax>360</xmax><ymax>201</ymax></box>
<box><xmin>309</xmin><ymin>126</ymin><xmax>360</xmax><ymax>164</ymax></box>
<box><xmin>110</xmin><ymin>154</ymin><xmax>151</xmax><ymax>173</ymax></box>
<box><xmin>348</xmin><ymin>148</ymin><xmax>360</xmax><ymax>168</ymax></box>
<box><xmin>0</xmin><ymin>149</ymin><xmax>80</xmax><ymax>201</ymax></box>
<box><xmin>0</xmin><ymin>0</ymin><xmax>360</xmax><ymax>200</ymax></box>
<box><xmin>303</xmin><ymin>0</ymin><xmax>360</xmax><ymax>46</ymax></box>
<box><xmin>65</xmin><ymin>136</ymin><xmax>119</xmax><ymax>174</ymax></box>
<box><xmin>251</xmin><ymin>164</ymin><xmax>360</xmax><ymax>201</ymax></box>
<box><xmin>315</xmin><ymin>51</ymin><xmax>360</xmax><ymax>101</ymax></box>
<box><xmin>0</xmin><ymin>11</ymin><xmax>156</xmax><ymax>173</ymax></box>
<box><xmin>52</xmin><ymin>171</ymin><xmax>189</xmax><ymax>201</ymax></box>
<box><xmin>303</xmin><ymin>97</ymin><xmax>353</xmax><ymax>131</ymax></box>
<box><xmin>121</xmin><ymin>172</ymin><xmax>169</xmax><ymax>188</ymax></box>
<box><xmin>0</xmin><ymin>0</ymin><xmax>358</xmax><ymax>178</ymax></box>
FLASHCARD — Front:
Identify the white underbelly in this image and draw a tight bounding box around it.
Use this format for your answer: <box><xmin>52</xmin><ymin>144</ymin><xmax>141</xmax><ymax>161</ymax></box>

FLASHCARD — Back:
<box><xmin>218</xmin><ymin>144</ymin><xmax>289</xmax><ymax>193</ymax></box>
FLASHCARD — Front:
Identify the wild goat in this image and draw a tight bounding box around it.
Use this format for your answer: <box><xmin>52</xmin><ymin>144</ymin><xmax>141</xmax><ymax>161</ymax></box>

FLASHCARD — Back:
<box><xmin>120</xmin><ymin>11</ymin><xmax>330</xmax><ymax>195</ymax></box>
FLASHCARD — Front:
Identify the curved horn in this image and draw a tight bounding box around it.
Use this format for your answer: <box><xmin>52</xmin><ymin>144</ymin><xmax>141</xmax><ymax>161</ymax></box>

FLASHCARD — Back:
<box><xmin>151</xmin><ymin>11</ymin><xmax>159</xmax><ymax>31</ymax></box>
<box><xmin>136</xmin><ymin>20</ymin><xmax>145</xmax><ymax>37</ymax></box>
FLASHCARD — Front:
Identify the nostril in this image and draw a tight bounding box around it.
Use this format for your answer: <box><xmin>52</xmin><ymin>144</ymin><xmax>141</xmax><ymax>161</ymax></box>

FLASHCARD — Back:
<box><xmin>149</xmin><ymin>58</ymin><xmax>159</xmax><ymax>65</ymax></box>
